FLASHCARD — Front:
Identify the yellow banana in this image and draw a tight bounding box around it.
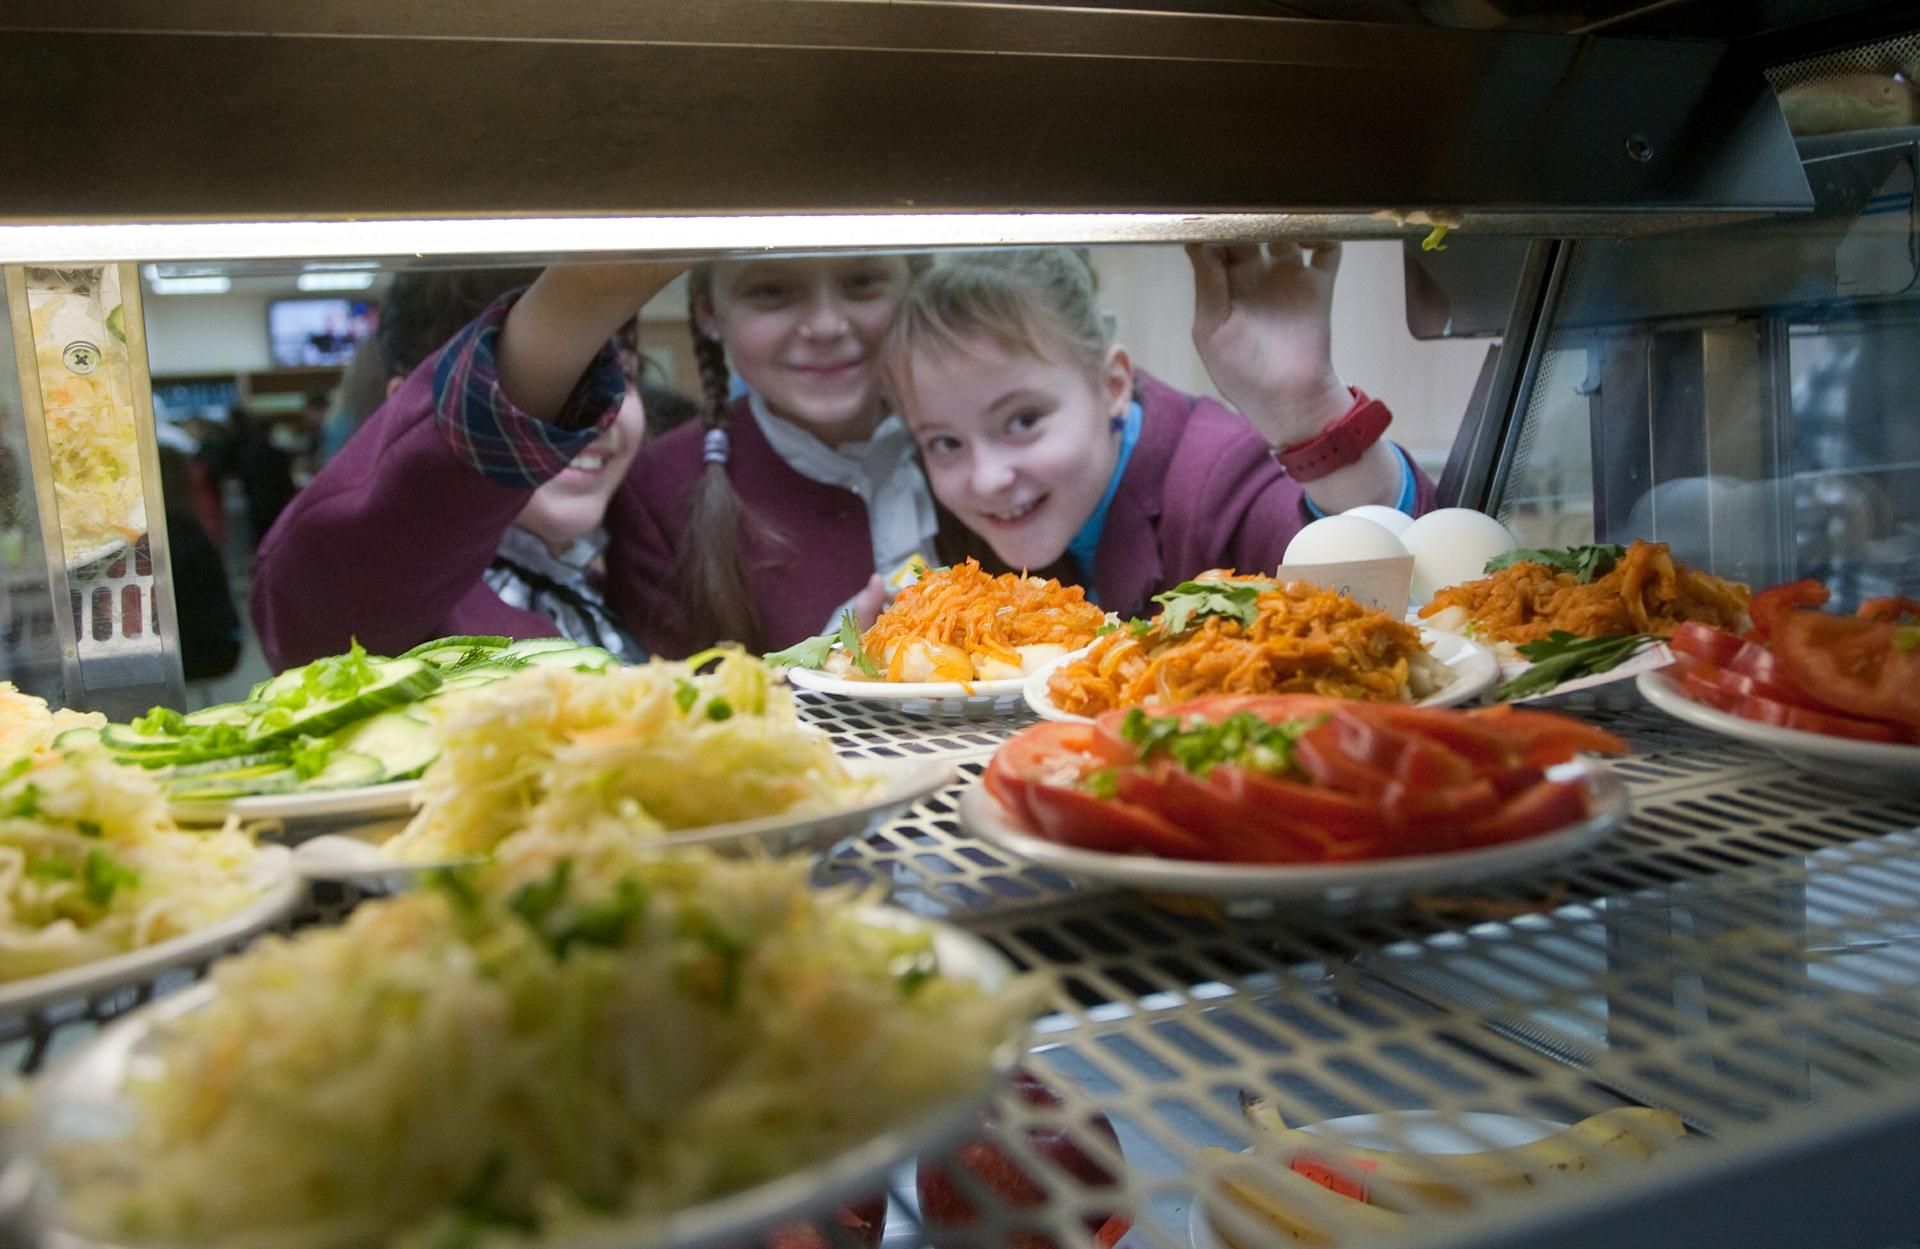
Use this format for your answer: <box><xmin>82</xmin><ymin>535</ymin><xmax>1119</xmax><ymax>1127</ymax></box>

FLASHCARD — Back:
<box><xmin>1237</xmin><ymin>1097</ymin><xmax>1687</xmax><ymax>1211</ymax></box>
<box><xmin>1202</xmin><ymin>1146</ymin><xmax>1408</xmax><ymax>1248</ymax></box>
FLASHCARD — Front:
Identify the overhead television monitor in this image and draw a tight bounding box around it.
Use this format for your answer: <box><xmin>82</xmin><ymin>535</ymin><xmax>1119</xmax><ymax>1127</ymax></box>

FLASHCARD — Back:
<box><xmin>267</xmin><ymin>298</ymin><xmax>377</xmax><ymax>368</ymax></box>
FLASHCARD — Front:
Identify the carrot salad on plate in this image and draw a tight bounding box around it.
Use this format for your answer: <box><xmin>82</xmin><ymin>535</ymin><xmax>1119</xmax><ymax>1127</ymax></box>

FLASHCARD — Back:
<box><xmin>1046</xmin><ymin>574</ymin><xmax>1450</xmax><ymax>718</ymax></box>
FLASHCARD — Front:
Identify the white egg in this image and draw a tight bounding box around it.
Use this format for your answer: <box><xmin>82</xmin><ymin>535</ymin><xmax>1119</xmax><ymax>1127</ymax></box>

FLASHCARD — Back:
<box><xmin>1400</xmin><ymin>508</ymin><xmax>1518</xmax><ymax>604</ymax></box>
<box><xmin>1342</xmin><ymin>504</ymin><xmax>1414</xmax><ymax>536</ymax></box>
<box><xmin>1283</xmin><ymin>514</ymin><xmax>1410</xmax><ymax>565</ymax></box>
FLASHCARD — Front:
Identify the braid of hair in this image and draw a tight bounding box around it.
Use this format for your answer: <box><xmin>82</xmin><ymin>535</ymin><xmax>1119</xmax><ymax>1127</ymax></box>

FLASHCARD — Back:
<box><xmin>668</xmin><ymin>318</ymin><xmax>766</xmax><ymax>652</ymax></box>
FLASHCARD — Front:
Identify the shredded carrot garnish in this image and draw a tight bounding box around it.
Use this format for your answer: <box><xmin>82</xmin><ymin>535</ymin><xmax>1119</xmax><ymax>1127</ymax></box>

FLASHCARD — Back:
<box><xmin>1418</xmin><ymin>540</ymin><xmax>1748</xmax><ymax>646</ymax></box>
<box><xmin>861</xmin><ymin>559</ymin><xmax>1107</xmax><ymax>682</ymax></box>
<box><xmin>1046</xmin><ymin>577</ymin><xmax>1428</xmax><ymax>716</ymax></box>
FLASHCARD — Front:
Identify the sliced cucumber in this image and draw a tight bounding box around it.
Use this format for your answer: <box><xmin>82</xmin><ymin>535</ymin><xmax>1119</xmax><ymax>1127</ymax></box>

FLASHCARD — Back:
<box><xmin>52</xmin><ymin>727</ymin><xmax>103</xmax><ymax>753</ymax></box>
<box><xmin>300</xmin><ymin>749</ymin><xmax>386</xmax><ymax>791</ymax></box>
<box><xmin>250</xmin><ymin>668</ymin><xmax>305</xmax><ymax>706</ymax></box>
<box><xmin>183</xmin><ymin>703</ymin><xmax>256</xmax><ymax>729</ymax></box>
<box><xmin>246</xmin><ymin>658</ymin><xmax>443</xmax><ymax>746</ymax></box>
<box><xmin>403</xmin><ymin>635</ymin><xmax>512</xmax><ymax>667</ymax></box>
<box><xmin>500</xmin><ymin>637</ymin><xmax>582</xmax><ymax>657</ymax></box>
<box><xmin>439</xmin><ymin>669</ymin><xmax>513</xmax><ymax>691</ymax></box>
<box><xmin>165</xmin><ymin>751</ymin><xmax>291</xmax><ymax>779</ymax></box>
<box><xmin>166</xmin><ymin>763</ymin><xmax>301</xmax><ymax>802</ymax></box>
<box><xmin>101</xmin><ymin>723</ymin><xmax>183</xmax><ymax>755</ymax></box>
<box><xmin>520</xmin><ymin>645</ymin><xmax>616</xmax><ymax>671</ymax></box>
<box><xmin>332</xmin><ymin>709</ymin><xmax>439</xmax><ymax>782</ymax></box>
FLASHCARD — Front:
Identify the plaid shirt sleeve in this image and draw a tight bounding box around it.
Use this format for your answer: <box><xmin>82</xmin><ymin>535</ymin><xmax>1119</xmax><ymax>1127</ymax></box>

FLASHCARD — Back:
<box><xmin>432</xmin><ymin>290</ymin><xmax>626</xmax><ymax>488</ymax></box>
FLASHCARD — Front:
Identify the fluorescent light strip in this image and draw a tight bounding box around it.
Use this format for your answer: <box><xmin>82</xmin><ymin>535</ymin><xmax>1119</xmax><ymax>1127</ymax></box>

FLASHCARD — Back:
<box><xmin>0</xmin><ymin>212</ymin><xmax>1334</xmax><ymax>264</ymax></box>
<box><xmin>147</xmin><ymin>275</ymin><xmax>231</xmax><ymax>294</ymax></box>
<box><xmin>296</xmin><ymin>271</ymin><xmax>377</xmax><ymax>291</ymax></box>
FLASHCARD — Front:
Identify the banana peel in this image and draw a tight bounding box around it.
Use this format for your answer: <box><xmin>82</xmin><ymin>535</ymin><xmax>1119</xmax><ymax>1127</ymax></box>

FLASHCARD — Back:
<box><xmin>1202</xmin><ymin>1146</ymin><xmax>1407</xmax><ymax>1247</ymax></box>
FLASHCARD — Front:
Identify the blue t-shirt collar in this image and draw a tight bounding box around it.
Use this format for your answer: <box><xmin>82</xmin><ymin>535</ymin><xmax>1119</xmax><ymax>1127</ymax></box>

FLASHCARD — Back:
<box><xmin>1066</xmin><ymin>398</ymin><xmax>1144</xmax><ymax>593</ymax></box>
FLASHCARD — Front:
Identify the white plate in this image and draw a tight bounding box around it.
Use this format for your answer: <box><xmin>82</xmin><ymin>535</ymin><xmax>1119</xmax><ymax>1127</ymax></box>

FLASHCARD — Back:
<box><xmin>1022</xmin><ymin>628</ymin><xmax>1500</xmax><ymax>724</ymax></box>
<box><xmin>33</xmin><ymin>906</ymin><xmax>1025</xmax><ymax>1249</ymax></box>
<box><xmin>784</xmin><ymin>661</ymin><xmax>1031</xmax><ymax>713</ymax></box>
<box><xmin>1637</xmin><ymin>670</ymin><xmax>1920</xmax><ymax>788</ymax></box>
<box><xmin>293</xmin><ymin>756</ymin><xmax>955</xmax><ymax>884</ymax></box>
<box><xmin>0</xmin><ymin>846</ymin><xmax>303</xmax><ymax>1018</ymax></box>
<box><xmin>1188</xmin><ymin>1112</ymin><xmax>1563</xmax><ymax>1249</ymax></box>
<box><xmin>171</xmin><ymin>779</ymin><xmax>422</xmax><ymax>832</ymax></box>
<box><xmin>958</xmin><ymin>759</ymin><xmax>1625</xmax><ymax>905</ymax></box>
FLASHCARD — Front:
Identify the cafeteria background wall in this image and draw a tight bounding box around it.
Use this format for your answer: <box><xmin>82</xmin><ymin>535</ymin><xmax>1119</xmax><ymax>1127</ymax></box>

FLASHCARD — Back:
<box><xmin>1092</xmin><ymin>241</ymin><xmax>1492</xmax><ymax>472</ymax></box>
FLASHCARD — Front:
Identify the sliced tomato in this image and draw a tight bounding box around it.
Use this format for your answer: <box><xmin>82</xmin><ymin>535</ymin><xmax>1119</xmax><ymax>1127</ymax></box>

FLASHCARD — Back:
<box><xmin>1024</xmin><ymin>781</ymin><xmax>1210</xmax><ymax>859</ymax></box>
<box><xmin>1672</xmin><ymin>655</ymin><xmax>1828</xmax><ymax>711</ymax></box>
<box><xmin>1456</xmin><ymin>778</ymin><xmax>1591</xmax><ymax>847</ymax></box>
<box><xmin>1772</xmin><ymin>611</ymin><xmax>1920</xmax><ymax>732</ymax></box>
<box><xmin>1670</xmin><ymin>621</ymin><xmax>1748</xmax><ymax>668</ymax></box>
<box><xmin>1454</xmin><ymin>705</ymin><xmax>1628</xmax><ymax>767</ymax></box>
<box><xmin>1144</xmin><ymin>767</ymin><xmax>1334</xmax><ymax>863</ymax></box>
<box><xmin>1379</xmin><ymin>777</ymin><xmax>1502</xmax><ymax>830</ymax></box>
<box><xmin>1748</xmin><ymin>579</ymin><xmax>1829</xmax><ymax>641</ymax></box>
<box><xmin>986</xmin><ymin>722</ymin><xmax>1110</xmax><ymax>821</ymax></box>
<box><xmin>1348</xmin><ymin>704</ymin><xmax>1521</xmax><ymax>771</ymax></box>
<box><xmin>1686</xmin><ymin>677</ymin><xmax>1910</xmax><ymax>743</ymax></box>
<box><xmin>1293</xmin><ymin>721</ymin><xmax>1394</xmax><ymax>795</ymax></box>
<box><xmin>1210</xmin><ymin>766</ymin><xmax>1395</xmax><ymax>858</ymax></box>
<box><xmin>1327</xmin><ymin>707</ymin><xmax>1475</xmax><ymax>788</ymax></box>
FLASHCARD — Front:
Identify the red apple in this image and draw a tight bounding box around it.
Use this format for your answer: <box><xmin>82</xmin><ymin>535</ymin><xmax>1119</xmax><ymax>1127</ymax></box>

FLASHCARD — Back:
<box><xmin>917</xmin><ymin>1069</ymin><xmax>1128</xmax><ymax>1249</ymax></box>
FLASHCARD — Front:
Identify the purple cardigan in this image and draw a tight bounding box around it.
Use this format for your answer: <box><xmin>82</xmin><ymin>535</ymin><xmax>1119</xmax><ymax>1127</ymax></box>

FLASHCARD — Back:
<box><xmin>605</xmin><ymin>397</ymin><xmax>877</xmax><ymax>658</ymax></box>
<box><xmin>251</xmin><ymin>361</ymin><xmax>563</xmax><ymax>669</ymax></box>
<box><xmin>1089</xmin><ymin>373</ymin><xmax>1438</xmax><ymax>619</ymax></box>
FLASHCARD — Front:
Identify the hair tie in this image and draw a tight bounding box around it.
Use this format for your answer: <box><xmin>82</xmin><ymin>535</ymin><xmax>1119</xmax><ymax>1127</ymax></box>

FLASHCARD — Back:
<box><xmin>703</xmin><ymin>427</ymin><xmax>730</xmax><ymax>466</ymax></box>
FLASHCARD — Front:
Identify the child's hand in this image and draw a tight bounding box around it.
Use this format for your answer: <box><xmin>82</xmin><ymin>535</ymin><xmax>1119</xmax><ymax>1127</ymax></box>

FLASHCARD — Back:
<box><xmin>499</xmin><ymin>262</ymin><xmax>684</xmax><ymax>424</ymax></box>
<box><xmin>1186</xmin><ymin>242</ymin><xmax>1352</xmax><ymax>450</ymax></box>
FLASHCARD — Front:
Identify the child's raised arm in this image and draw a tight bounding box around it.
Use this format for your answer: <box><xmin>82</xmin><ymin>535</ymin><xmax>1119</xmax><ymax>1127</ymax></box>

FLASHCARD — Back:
<box><xmin>1186</xmin><ymin>242</ymin><xmax>1405</xmax><ymax>514</ymax></box>
<box><xmin>497</xmin><ymin>262</ymin><xmax>682</xmax><ymax>423</ymax></box>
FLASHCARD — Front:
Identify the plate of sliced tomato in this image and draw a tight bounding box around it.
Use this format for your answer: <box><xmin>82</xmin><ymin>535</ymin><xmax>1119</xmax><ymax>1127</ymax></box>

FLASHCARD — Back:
<box><xmin>960</xmin><ymin>695</ymin><xmax>1629</xmax><ymax>902</ymax></box>
<box><xmin>1637</xmin><ymin>583</ymin><xmax>1920</xmax><ymax>783</ymax></box>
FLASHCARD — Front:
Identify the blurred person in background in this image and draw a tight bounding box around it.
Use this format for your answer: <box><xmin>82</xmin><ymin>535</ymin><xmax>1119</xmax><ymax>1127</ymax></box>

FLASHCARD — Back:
<box><xmin>155</xmin><ymin>423</ymin><xmax>242</xmax><ymax>681</ymax></box>
<box><xmin>254</xmin><ymin>268</ymin><xmax>697</xmax><ymax>666</ymax></box>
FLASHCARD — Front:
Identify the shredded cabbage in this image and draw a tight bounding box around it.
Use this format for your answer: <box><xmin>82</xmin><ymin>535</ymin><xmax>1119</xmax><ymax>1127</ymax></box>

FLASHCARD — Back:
<box><xmin>58</xmin><ymin>843</ymin><xmax>1040</xmax><ymax>1249</ymax></box>
<box><xmin>0</xmin><ymin>736</ymin><xmax>268</xmax><ymax>982</ymax></box>
<box><xmin>387</xmin><ymin>650</ymin><xmax>862</xmax><ymax>863</ymax></box>
<box><xmin>43</xmin><ymin>397</ymin><xmax>144</xmax><ymax>559</ymax></box>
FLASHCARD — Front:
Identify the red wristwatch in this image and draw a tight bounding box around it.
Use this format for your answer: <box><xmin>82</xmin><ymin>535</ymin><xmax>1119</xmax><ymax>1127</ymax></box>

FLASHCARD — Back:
<box><xmin>1271</xmin><ymin>388</ymin><xmax>1392</xmax><ymax>483</ymax></box>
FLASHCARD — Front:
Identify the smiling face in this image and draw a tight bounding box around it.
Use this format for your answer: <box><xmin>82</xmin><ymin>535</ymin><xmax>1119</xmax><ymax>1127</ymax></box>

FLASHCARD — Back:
<box><xmin>697</xmin><ymin>257</ymin><xmax>913</xmax><ymax>446</ymax></box>
<box><xmin>897</xmin><ymin>335</ymin><xmax>1132</xmax><ymax>571</ymax></box>
<box><xmin>514</xmin><ymin>385</ymin><xmax>647</xmax><ymax>551</ymax></box>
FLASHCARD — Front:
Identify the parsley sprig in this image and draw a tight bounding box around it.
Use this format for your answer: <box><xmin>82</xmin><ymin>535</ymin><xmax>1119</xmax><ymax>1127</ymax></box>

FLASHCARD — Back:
<box><xmin>1494</xmin><ymin>631</ymin><xmax>1662</xmax><ymax>701</ymax></box>
<box><xmin>1149</xmin><ymin>580</ymin><xmax>1277</xmax><ymax>634</ymax></box>
<box><xmin>763</xmin><ymin>610</ymin><xmax>878</xmax><ymax>677</ymax></box>
<box><xmin>1483</xmin><ymin>544</ymin><xmax>1626</xmax><ymax>584</ymax></box>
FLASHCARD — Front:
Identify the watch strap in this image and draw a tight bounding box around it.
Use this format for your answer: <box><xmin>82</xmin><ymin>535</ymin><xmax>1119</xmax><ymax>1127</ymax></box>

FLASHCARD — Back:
<box><xmin>1272</xmin><ymin>389</ymin><xmax>1392</xmax><ymax>483</ymax></box>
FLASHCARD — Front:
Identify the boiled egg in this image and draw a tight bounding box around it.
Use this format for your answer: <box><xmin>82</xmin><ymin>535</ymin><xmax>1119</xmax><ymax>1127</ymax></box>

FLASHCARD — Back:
<box><xmin>1400</xmin><ymin>508</ymin><xmax>1518</xmax><ymax>604</ymax></box>
<box><xmin>1283</xmin><ymin>514</ymin><xmax>1410</xmax><ymax>565</ymax></box>
<box><xmin>1342</xmin><ymin>504</ymin><xmax>1414</xmax><ymax>536</ymax></box>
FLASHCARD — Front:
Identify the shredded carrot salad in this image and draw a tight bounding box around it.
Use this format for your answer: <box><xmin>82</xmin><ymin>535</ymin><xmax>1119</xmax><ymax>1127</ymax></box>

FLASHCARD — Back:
<box><xmin>1046</xmin><ymin>578</ymin><xmax>1441</xmax><ymax>716</ymax></box>
<box><xmin>858</xmin><ymin>559</ymin><xmax>1108</xmax><ymax>682</ymax></box>
<box><xmin>1419</xmin><ymin>540</ymin><xmax>1749</xmax><ymax>647</ymax></box>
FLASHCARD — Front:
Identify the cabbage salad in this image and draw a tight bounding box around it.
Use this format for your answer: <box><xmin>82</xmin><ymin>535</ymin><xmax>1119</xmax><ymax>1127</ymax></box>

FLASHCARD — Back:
<box><xmin>57</xmin><ymin>839</ymin><xmax>1040</xmax><ymax>1249</ymax></box>
<box><xmin>0</xmin><ymin>686</ymin><xmax>268</xmax><ymax>981</ymax></box>
<box><xmin>387</xmin><ymin>649</ymin><xmax>863</xmax><ymax>863</ymax></box>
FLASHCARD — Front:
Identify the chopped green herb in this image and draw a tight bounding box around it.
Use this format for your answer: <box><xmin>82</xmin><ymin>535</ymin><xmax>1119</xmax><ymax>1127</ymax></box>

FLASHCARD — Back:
<box><xmin>424</xmin><ymin>1148</ymin><xmax>540</xmax><ymax>1249</ymax></box>
<box><xmin>1421</xmin><ymin>224</ymin><xmax>1451</xmax><ymax>252</ymax></box>
<box><xmin>1095</xmin><ymin>621</ymin><xmax>1119</xmax><ymax>637</ymax></box>
<box><xmin>547</xmin><ymin>878</ymin><xmax>648</xmax><ymax>958</ymax></box>
<box><xmin>426</xmin><ymin>865</ymin><xmax>482</xmax><ymax>913</ymax></box>
<box><xmin>1494</xmin><ymin>631</ymin><xmax>1661</xmax><ymax>701</ymax></box>
<box><xmin>1119</xmin><ymin>708</ymin><xmax>1314</xmax><ymax>777</ymax></box>
<box><xmin>1897</xmin><ymin>625</ymin><xmax>1919</xmax><ymax>654</ymax></box>
<box><xmin>288</xmin><ymin>735</ymin><xmax>335</xmax><ymax>781</ymax></box>
<box><xmin>1128</xmin><ymin>617</ymin><xmax>1154</xmax><ymax>638</ymax></box>
<box><xmin>0</xmin><ymin>758</ymin><xmax>30</xmax><ymax>783</ymax></box>
<box><xmin>506</xmin><ymin>859</ymin><xmax>573</xmax><ymax>932</ymax></box>
<box><xmin>74</xmin><ymin>819</ymin><xmax>102</xmax><ymax>838</ymax></box>
<box><xmin>705</xmin><ymin>698</ymin><xmax>733</xmax><ymax>722</ymax></box>
<box><xmin>763</xmin><ymin>632</ymin><xmax>834</xmax><ymax>670</ymax></box>
<box><xmin>672</xmin><ymin>678</ymin><xmax>700</xmax><ymax>713</ymax></box>
<box><xmin>5</xmin><ymin>783</ymin><xmax>40</xmax><ymax>819</ymax></box>
<box><xmin>1150</xmin><ymin>580</ymin><xmax>1277</xmax><ymax>634</ymax></box>
<box><xmin>82</xmin><ymin>848</ymin><xmax>139</xmax><ymax>908</ymax></box>
<box><xmin>25</xmin><ymin>859</ymin><xmax>75</xmax><ymax>882</ymax></box>
<box><xmin>1483</xmin><ymin>544</ymin><xmax>1627</xmax><ymax>584</ymax></box>
<box><xmin>893</xmin><ymin>950</ymin><xmax>939</xmax><ymax>996</ymax></box>
<box><xmin>1083</xmin><ymin>768</ymin><xmax>1119</xmax><ymax>799</ymax></box>
<box><xmin>132</xmin><ymin>706</ymin><xmax>185</xmax><ymax>737</ymax></box>
<box><xmin>836</xmin><ymin>610</ymin><xmax>880</xmax><ymax>678</ymax></box>
<box><xmin>683</xmin><ymin>916</ymin><xmax>750</xmax><ymax>1009</ymax></box>
<box><xmin>296</xmin><ymin>638</ymin><xmax>378</xmax><ymax>703</ymax></box>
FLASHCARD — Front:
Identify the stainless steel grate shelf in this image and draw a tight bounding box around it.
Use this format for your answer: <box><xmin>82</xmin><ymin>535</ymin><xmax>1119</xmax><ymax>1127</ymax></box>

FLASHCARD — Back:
<box><xmin>8</xmin><ymin>690</ymin><xmax>1920</xmax><ymax>1249</ymax></box>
